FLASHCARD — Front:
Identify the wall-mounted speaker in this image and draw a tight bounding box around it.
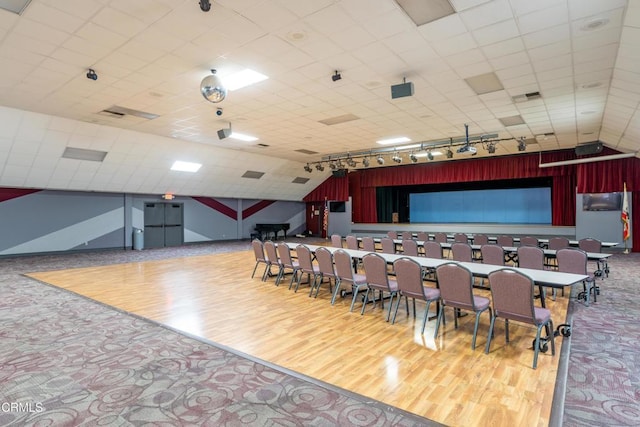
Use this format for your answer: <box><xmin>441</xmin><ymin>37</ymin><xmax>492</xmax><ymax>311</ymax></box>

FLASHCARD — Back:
<box><xmin>217</xmin><ymin>128</ymin><xmax>231</xmax><ymax>140</ymax></box>
<box><xmin>391</xmin><ymin>81</ymin><xmax>414</xmax><ymax>99</ymax></box>
<box><xmin>332</xmin><ymin>168</ymin><xmax>347</xmax><ymax>177</ymax></box>
<box><xmin>575</xmin><ymin>142</ymin><xmax>603</xmax><ymax>156</ymax></box>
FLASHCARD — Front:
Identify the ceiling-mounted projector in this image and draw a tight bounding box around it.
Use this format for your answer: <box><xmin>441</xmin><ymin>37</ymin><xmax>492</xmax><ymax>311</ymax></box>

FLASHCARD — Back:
<box><xmin>457</xmin><ymin>145</ymin><xmax>477</xmax><ymax>155</ymax></box>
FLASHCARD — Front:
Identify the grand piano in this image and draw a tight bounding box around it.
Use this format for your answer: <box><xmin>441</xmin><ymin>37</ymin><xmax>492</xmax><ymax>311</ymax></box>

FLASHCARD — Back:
<box><xmin>255</xmin><ymin>223</ymin><xmax>290</xmax><ymax>241</ymax></box>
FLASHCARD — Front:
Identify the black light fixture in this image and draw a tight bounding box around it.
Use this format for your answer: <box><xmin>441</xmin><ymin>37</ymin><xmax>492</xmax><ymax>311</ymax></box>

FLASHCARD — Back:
<box><xmin>487</xmin><ymin>142</ymin><xmax>496</xmax><ymax>153</ymax></box>
<box><xmin>199</xmin><ymin>0</ymin><xmax>211</xmax><ymax>12</ymax></box>
<box><xmin>392</xmin><ymin>152</ymin><xmax>402</xmax><ymax>163</ymax></box>
<box><xmin>346</xmin><ymin>156</ymin><xmax>357</xmax><ymax>167</ymax></box>
<box><xmin>304</xmin><ymin>163</ymin><xmax>312</xmax><ymax>173</ymax></box>
<box><xmin>362</xmin><ymin>157</ymin><xmax>370</xmax><ymax>167</ymax></box>
<box><xmin>332</xmin><ymin>70</ymin><xmax>342</xmax><ymax>82</ymax></box>
<box><xmin>329</xmin><ymin>161</ymin><xmax>338</xmax><ymax>170</ymax></box>
<box><xmin>409</xmin><ymin>152</ymin><xmax>418</xmax><ymax>163</ymax></box>
<box><xmin>86</xmin><ymin>69</ymin><xmax>97</xmax><ymax>81</ymax></box>
<box><xmin>518</xmin><ymin>137</ymin><xmax>527</xmax><ymax>152</ymax></box>
<box><xmin>445</xmin><ymin>148</ymin><xmax>454</xmax><ymax>159</ymax></box>
<box><xmin>376</xmin><ymin>155</ymin><xmax>385</xmax><ymax>165</ymax></box>
<box><xmin>427</xmin><ymin>150</ymin><xmax>434</xmax><ymax>161</ymax></box>
<box><xmin>315</xmin><ymin>163</ymin><xmax>325</xmax><ymax>171</ymax></box>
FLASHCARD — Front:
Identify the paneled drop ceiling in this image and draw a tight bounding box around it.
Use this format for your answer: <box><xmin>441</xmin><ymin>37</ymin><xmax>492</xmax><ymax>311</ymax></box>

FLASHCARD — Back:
<box><xmin>0</xmin><ymin>0</ymin><xmax>638</xmax><ymax>200</ymax></box>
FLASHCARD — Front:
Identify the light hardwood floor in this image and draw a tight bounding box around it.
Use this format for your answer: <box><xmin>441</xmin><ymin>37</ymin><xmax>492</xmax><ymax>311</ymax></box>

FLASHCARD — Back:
<box><xmin>29</xmin><ymin>248</ymin><xmax>568</xmax><ymax>427</ymax></box>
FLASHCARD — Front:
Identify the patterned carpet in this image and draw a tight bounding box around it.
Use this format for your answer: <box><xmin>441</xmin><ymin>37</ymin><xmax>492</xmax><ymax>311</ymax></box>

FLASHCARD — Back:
<box><xmin>0</xmin><ymin>241</ymin><xmax>439</xmax><ymax>426</ymax></box>
<box><xmin>1</xmin><ymin>241</ymin><xmax>638</xmax><ymax>426</ymax></box>
<box><xmin>562</xmin><ymin>252</ymin><xmax>640</xmax><ymax>426</ymax></box>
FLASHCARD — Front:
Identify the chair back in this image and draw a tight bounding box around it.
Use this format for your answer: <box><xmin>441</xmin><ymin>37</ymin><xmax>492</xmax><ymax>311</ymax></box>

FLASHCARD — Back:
<box><xmin>517</xmin><ymin>245</ymin><xmax>544</xmax><ymax>270</ymax></box>
<box><xmin>481</xmin><ymin>244</ymin><xmax>504</xmax><ymax>266</ymax></box>
<box><xmin>451</xmin><ymin>242</ymin><xmax>473</xmax><ymax>262</ymax></box>
<box><xmin>315</xmin><ymin>247</ymin><xmax>336</xmax><ymax>278</ymax></box>
<box><xmin>401</xmin><ymin>231</ymin><xmax>413</xmax><ymax>241</ymax></box>
<box><xmin>416</xmin><ymin>231</ymin><xmax>428</xmax><ymax>241</ymax></box>
<box><xmin>330</xmin><ymin>234</ymin><xmax>343</xmax><ymax>248</ymax></box>
<box><xmin>520</xmin><ymin>236</ymin><xmax>538</xmax><ymax>247</ymax></box>
<box><xmin>333</xmin><ymin>249</ymin><xmax>356</xmax><ymax>283</ymax></box>
<box><xmin>454</xmin><ymin>233</ymin><xmax>468</xmax><ymax>243</ymax></box>
<box><xmin>578</xmin><ymin>238</ymin><xmax>602</xmax><ymax>253</ymax></box>
<box><xmin>402</xmin><ymin>239</ymin><xmax>419</xmax><ymax>256</ymax></box>
<box><xmin>556</xmin><ymin>248</ymin><xmax>588</xmax><ymax>275</ymax></box>
<box><xmin>393</xmin><ymin>257</ymin><xmax>428</xmax><ymax>299</ymax></box>
<box><xmin>277</xmin><ymin>243</ymin><xmax>295</xmax><ymax>268</ymax></box>
<box><xmin>380</xmin><ymin>237</ymin><xmax>395</xmax><ymax>254</ymax></box>
<box><xmin>434</xmin><ymin>232</ymin><xmax>448</xmax><ymax>243</ymax></box>
<box><xmin>345</xmin><ymin>235</ymin><xmax>359</xmax><ymax>250</ymax></box>
<box><xmin>263</xmin><ymin>240</ymin><xmax>279</xmax><ymax>266</ymax></box>
<box><xmin>548</xmin><ymin>236</ymin><xmax>570</xmax><ymax>250</ymax></box>
<box><xmin>387</xmin><ymin>230</ymin><xmax>398</xmax><ymax>239</ymax></box>
<box><xmin>496</xmin><ymin>235</ymin><xmax>514</xmax><ymax>247</ymax></box>
<box><xmin>295</xmin><ymin>244</ymin><xmax>315</xmax><ymax>275</ymax></box>
<box><xmin>423</xmin><ymin>241</ymin><xmax>443</xmax><ymax>259</ymax></box>
<box><xmin>361</xmin><ymin>236</ymin><xmax>376</xmax><ymax>252</ymax></box>
<box><xmin>363</xmin><ymin>253</ymin><xmax>392</xmax><ymax>291</ymax></box>
<box><xmin>252</xmin><ymin>239</ymin><xmax>267</xmax><ymax>262</ymax></box>
<box><xmin>488</xmin><ymin>268</ymin><xmax>537</xmax><ymax>324</ymax></box>
<box><xmin>435</xmin><ymin>262</ymin><xmax>476</xmax><ymax>310</ymax></box>
<box><xmin>473</xmin><ymin>234</ymin><xmax>489</xmax><ymax>245</ymax></box>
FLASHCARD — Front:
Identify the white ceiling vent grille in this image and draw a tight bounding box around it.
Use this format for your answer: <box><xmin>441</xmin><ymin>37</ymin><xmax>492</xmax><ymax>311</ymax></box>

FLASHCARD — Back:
<box><xmin>99</xmin><ymin>105</ymin><xmax>159</xmax><ymax>120</ymax></box>
<box><xmin>62</xmin><ymin>147</ymin><xmax>108</xmax><ymax>162</ymax></box>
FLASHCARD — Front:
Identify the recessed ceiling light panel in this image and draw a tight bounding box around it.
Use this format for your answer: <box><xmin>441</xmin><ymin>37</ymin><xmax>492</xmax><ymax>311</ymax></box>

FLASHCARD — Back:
<box><xmin>377</xmin><ymin>137</ymin><xmax>411</xmax><ymax>145</ymax></box>
<box><xmin>171</xmin><ymin>161</ymin><xmax>202</xmax><ymax>172</ymax></box>
<box><xmin>224</xmin><ymin>69</ymin><xmax>268</xmax><ymax>91</ymax></box>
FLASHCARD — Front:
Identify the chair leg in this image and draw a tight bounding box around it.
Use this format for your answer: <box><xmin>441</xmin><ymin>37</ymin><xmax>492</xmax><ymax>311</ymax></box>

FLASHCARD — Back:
<box><xmin>251</xmin><ymin>261</ymin><xmax>259</xmax><ymax>278</ymax></box>
<box><xmin>532</xmin><ymin>325</ymin><xmax>543</xmax><ymax>369</ymax></box>
<box><xmin>471</xmin><ymin>310</ymin><xmax>484</xmax><ymax>350</ymax></box>
<box><xmin>485</xmin><ymin>315</ymin><xmax>496</xmax><ymax>354</ymax></box>
<box><xmin>434</xmin><ymin>305</ymin><xmax>444</xmax><ymax>339</ymax></box>
<box><xmin>391</xmin><ymin>295</ymin><xmax>403</xmax><ymax>324</ymax></box>
<box><xmin>309</xmin><ymin>274</ymin><xmax>320</xmax><ymax>297</ymax></box>
<box><xmin>330</xmin><ymin>278</ymin><xmax>342</xmax><ymax>305</ymax></box>
<box><xmin>288</xmin><ymin>270</ymin><xmax>298</xmax><ymax>290</ymax></box>
<box><xmin>350</xmin><ymin>285</ymin><xmax>365</xmax><ymax>312</ymax></box>
<box><xmin>385</xmin><ymin>293</ymin><xmax>395</xmax><ymax>322</ymax></box>
<box><xmin>361</xmin><ymin>288</ymin><xmax>371</xmax><ymax>315</ymax></box>
<box><xmin>505</xmin><ymin>319</ymin><xmax>510</xmax><ymax>343</ymax></box>
<box><xmin>420</xmin><ymin>300</ymin><xmax>433</xmax><ymax>335</ymax></box>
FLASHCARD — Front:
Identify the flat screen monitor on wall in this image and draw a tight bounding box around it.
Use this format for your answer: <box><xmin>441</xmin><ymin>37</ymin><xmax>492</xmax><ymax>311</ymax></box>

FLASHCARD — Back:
<box><xmin>582</xmin><ymin>193</ymin><xmax>622</xmax><ymax>211</ymax></box>
<box><xmin>329</xmin><ymin>201</ymin><xmax>346</xmax><ymax>212</ymax></box>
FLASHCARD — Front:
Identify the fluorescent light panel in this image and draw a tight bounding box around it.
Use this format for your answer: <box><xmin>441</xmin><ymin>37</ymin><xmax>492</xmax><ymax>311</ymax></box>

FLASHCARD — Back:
<box><xmin>229</xmin><ymin>132</ymin><xmax>258</xmax><ymax>142</ymax></box>
<box><xmin>377</xmin><ymin>136</ymin><xmax>411</xmax><ymax>145</ymax></box>
<box><xmin>0</xmin><ymin>0</ymin><xmax>32</xmax><ymax>14</ymax></box>
<box><xmin>224</xmin><ymin>69</ymin><xmax>268</xmax><ymax>91</ymax></box>
<box><xmin>62</xmin><ymin>147</ymin><xmax>107</xmax><ymax>162</ymax></box>
<box><xmin>171</xmin><ymin>161</ymin><xmax>201</xmax><ymax>172</ymax></box>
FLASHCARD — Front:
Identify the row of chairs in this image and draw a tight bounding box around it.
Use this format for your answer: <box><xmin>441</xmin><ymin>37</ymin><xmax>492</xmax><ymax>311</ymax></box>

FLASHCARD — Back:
<box><xmin>334</xmin><ymin>234</ymin><xmax>599</xmax><ymax>305</ymax></box>
<box><xmin>251</xmin><ymin>239</ymin><xmax>564</xmax><ymax>369</ymax></box>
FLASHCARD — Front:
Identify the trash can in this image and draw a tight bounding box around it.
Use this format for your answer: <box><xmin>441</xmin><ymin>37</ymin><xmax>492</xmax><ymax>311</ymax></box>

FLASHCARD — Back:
<box><xmin>133</xmin><ymin>228</ymin><xmax>144</xmax><ymax>250</ymax></box>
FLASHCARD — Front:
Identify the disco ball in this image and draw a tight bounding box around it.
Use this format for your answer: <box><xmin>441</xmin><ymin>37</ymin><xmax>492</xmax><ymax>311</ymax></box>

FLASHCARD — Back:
<box><xmin>200</xmin><ymin>70</ymin><xmax>226</xmax><ymax>103</ymax></box>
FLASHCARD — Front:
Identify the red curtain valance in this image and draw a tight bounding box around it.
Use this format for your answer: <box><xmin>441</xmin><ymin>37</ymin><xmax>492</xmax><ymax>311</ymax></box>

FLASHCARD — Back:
<box><xmin>303</xmin><ymin>175</ymin><xmax>349</xmax><ymax>202</ymax></box>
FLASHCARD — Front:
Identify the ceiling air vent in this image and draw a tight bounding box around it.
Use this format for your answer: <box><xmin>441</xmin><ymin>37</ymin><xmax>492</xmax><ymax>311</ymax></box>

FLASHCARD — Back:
<box><xmin>242</xmin><ymin>171</ymin><xmax>265</xmax><ymax>179</ymax></box>
<box><xmin>319</xmin><ymin>114</ymin><xmax>360</xmax><ymax>126</ymax></box>
<box><xmin>295</xmin><ymin>149</ymin><xmax>319</xmax><ymax>155</ymax></box>
<box><xmin>62</xmin><ymin>147</ymin><xmax>108</xmax><ymax>162</ymax></box>
<box><xmin>98</xmin><ymin>105</ymin><xmax>159</xmax><ymax>120</ymax></box>
<box><xmin>292</xmin><ymin>177</ymin><xmax>309</xmax><ymax>184</ymax></box>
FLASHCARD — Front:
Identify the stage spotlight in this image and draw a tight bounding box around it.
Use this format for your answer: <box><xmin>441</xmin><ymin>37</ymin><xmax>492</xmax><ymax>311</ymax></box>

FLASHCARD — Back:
<box><xmin>332</xmin><ymin>70</ymin><xmax>342</xmax><ymax>82</ymax></box>
<box><xmin>392</xmin><ymin>152</ymin><xmax>402</xmax><ymax>163</ymax></box>
<box><xmin>86</xmin><ymin>69</ymin><xmax>97</xmax><ymax>81</ymax></box>
<box><xmin>362</xmin><ymin>157</ymin><xmax>370</xmax><ymax>167</ymax></box>
<box><xmin>346</xmin><ymin>157</ymin><xmax>357</xmax><ymax>167</ymax></box>
<box><xmin>427</xmin><ymin>151</ymin><xmax>434</xmax><ymax>161</ymax></box>
<box><xmin>410</xmin><ymin>152</ymin><xmax>418</xmax><ymax>163</ymax></box>
<box><xmin>336</xmin><ymin>159</ymin><xmax>345</xmax><ymax>169</ymax></box>
<box><xmin>329</xmin><ymin>161</ymin><xmax>337</xmax><ymax>170</ymax></box>
<box><xmin>376</xmin><ymin>155</ymin><xmax>385</xmax><ymax>165</ymax></box>
<box><xmin>518</xmin><ymin>137</ymin><xmax>527</xmax><ymax>151</ymax></box>
<box><xmin>487</xmin><ymin>142</ymin><xmax>496</xmax><ymax>154</ymax></box>
<box><xmin>445</xmin><ymin>148</ymin><xmax>453</xmax><ymax>159</ymax></box>
<box><xmin>315</xmin><ymin>163</ymin><xmax>325</xmax><ymax>171</ymax></box>
<box><xmin>304</xmin><ymin>163</ymin><xmax>312</xmax><ymax>173</ymax></box>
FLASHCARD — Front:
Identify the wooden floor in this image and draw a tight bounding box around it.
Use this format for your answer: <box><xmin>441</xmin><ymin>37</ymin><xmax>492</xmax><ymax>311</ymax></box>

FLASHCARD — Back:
<box><xmin>28</xmin><ymin>247</ymin><xmax>569</xmax><ymax>427</ymax></box>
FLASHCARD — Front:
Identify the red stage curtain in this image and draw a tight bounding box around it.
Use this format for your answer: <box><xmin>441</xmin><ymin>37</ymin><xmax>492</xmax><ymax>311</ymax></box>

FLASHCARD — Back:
<box><xmin>303</xmin><ymin>175</ymin><xmax>349</xmax><ymax>202</ymax></box>
<box><xmin>552</xmin><ymin>174</ymin><xmax>576</xmax><ymax>226</ymax></box>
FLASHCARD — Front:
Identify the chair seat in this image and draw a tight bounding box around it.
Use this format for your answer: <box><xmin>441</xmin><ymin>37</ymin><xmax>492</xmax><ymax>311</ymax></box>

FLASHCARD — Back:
<box><xmin>353</xmin><ymin>273</ymin><xmax>367</xmax><ymax>284</ymax></box>
<box><xmin>423</xmin><ymin>287</ymin><xmax>440</xmax><ymax>300</ymax></box>
<box><xmin>534</xmin><ymin>306</ymin><xmax>551</xmax><ymax>324</ymax></box>
<box><xmin>387</xmin><ymin>279</ymin><xmax>399</xmax><ymax>292</ymax></box>
<box><xmin>473</xmin><ymin>295</ymin><xmax>490</xmax><ymax>311</ymax></box>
